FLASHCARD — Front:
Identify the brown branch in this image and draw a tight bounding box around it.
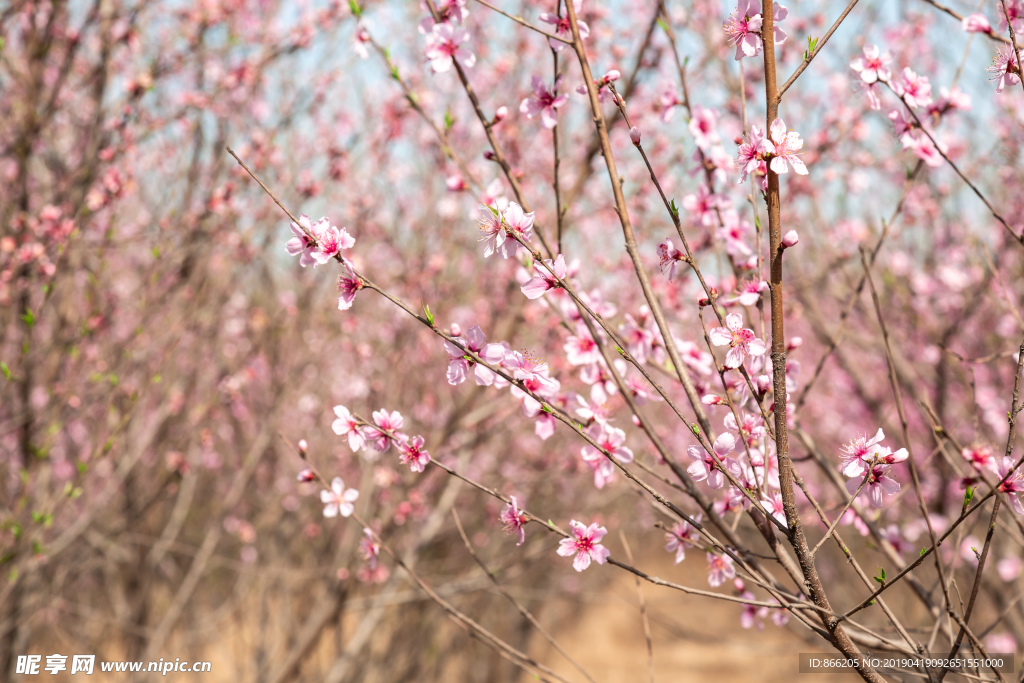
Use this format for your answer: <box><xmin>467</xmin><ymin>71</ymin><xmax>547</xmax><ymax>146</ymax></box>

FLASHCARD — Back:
<box><xmin>777</xmin><ymin>0</ymin><xmax>861</xmax><ymax>99</ymax></box>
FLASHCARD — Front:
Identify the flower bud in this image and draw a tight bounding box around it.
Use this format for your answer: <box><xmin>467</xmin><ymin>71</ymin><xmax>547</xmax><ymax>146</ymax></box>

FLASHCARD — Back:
<box><xmin>450</xmin><ymin>322</ymin><xmax>462</xmax><ymax>337</ymax></box>
<box><xmin>493</xmin><ymin>105</ymin><xmax>508</xmax><ymax>123</ymax></box>
<box><xmin>601</xmin><ymin>69</ymin><xmax>621</xmax><ymax>83</ymax></box>
<box><xmin>756</xmin><ymin>375</ymin><xmax>771</xmax><ymax>395</ymax></box>
<box><xmin>629</xmin><ymin>126</ymin><xmax>641</xmax><ymax>145</ymax></box>
<box><xmin>297</xmin><ymin>468</ymin><xmax>315</xmax><ymax>482</ymax></box>
<box><xmin>787</xmin><ymin>336</ymin><xmax>803</xmax><ymax>351</ymax></box>
<box><xmin>961</xmin><ymin>13</ymin><xmax>992</xmax><ymax>34</ymax></box>
<box><xmin>733</xmin><ymin>578</ymin><xmax>745</xmax><ymax>592</ymax></box>
<box><xmin>483</xmin><ymin>150</ymin><xmax>497</xmax><ymax>161</ymax></box>
<box><xmin>781</xmin><ymin>230</ymin><xmax>799</xmax><ymax>248</ymax></box>
<box><xmin>298</xmin><ymin>439</ymin><xmax>308</xmax><ymax>455</ymax></box>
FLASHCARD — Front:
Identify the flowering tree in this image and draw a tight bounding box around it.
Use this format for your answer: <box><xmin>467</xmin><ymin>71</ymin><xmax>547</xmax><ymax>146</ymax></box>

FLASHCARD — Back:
<box><xmin>4</xmin><ymin>0</ymin><xmax>1024</xmax><ymax>680</ymax></box>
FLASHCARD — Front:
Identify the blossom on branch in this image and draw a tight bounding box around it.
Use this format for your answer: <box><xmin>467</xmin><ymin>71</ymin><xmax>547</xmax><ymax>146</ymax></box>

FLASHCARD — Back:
<box><xmin>321</xmin><ymin>477</ymin><xmax>359</xmax><ymax>518</ymax></box>
<box><xmin>424</xmin><ymin>23</ymin><xmax>476</xmax><ymax>73</ymax></box>
<box><xmin>501</xmin><ymin>496</ymin><xmax>528</xmax><ymax>545</ymax></box>
<box><xmin>557</xmin><ymin>520</ymin><xmax>610</xmax><ymax>571</ymax></box>
<box><xmin>521</xmin><ymin>254</ymin><xmax>567</xmax><ymax>299</ymax></box>
<box><xmin>538</xmin><ymin>0</ymin><xmax>589</xmax><ymax>51</ymax></box>
<box><xmin>520</xmin><ymin>75</ymin><xmax>568</xmax><ymax>129</ymax></box>
<box><xmin>709</xmin><ymin>313</ymin><xmax>766</xmax><ymax>369</ymax></box>
<box><xmin>723</xmin><ymin>0</ymin><xmax>787</xmax><ymax>60</ymax></box>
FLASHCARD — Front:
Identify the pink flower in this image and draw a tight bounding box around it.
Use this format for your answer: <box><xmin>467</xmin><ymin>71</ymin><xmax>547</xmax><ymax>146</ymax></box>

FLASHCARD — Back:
<box><xmin>321</xmin><ymin>477</ymin><xmax>359</xmax><ymax>518</ymax></box>
<box><xmin>682</xmin><ymin>184</ymin><xmax>726</xmax><ymax>227</ymax></box>
<box><xmin>760</xmin><ymin>491</ymin><xmax>787</xmax><ymax>526</ymax></box>
<box><xmin>999</xmin><ymin>0</ymin><xmax>1024</xmax><ymax>31</ymax></box>
<box><xmin>619</xmin><ymin>313</ymin><xmax>655</xmax><ymax>363</ymax></box>
<box><xmin>397</xmin><ymin>435</ymin><xmax>431</xmax><ymax>473</ymax></box>
<box><xmin>988</xmin><ymin>45</ymin><xmax>1022</xmax><ymax>94</ymax></box>
<box><xmin>564</xmin><ymin>326</ymin><xmax>602</xmax><ymax>366</ymax></box>
<box><xmin>520</xmin><ymin>75</ymin><xmax>568</xmax><ymax>129</ymax></box>
<box><xmin>736</xmin><ymin>125</ymin><xmax>774</xmax><ymax>181</ymax></box>
<box><xmin>557</xmin><ymin>520</ymin><xmax>611</xmax><ymax>572</ymax></box>
<box><xmin>353</xmin><ymin>24</ymin><xmax>371</xmax><ymax>60</ymax></box>
<box><xmin>895</xmin><ymin>67</ymin><xmax>933</xmax><ymax>109</ymax></box>
<box><xmin>709</xmin><ymin>313</ymin><xmax>767</xmax><ymax>369</ymax></box>
<box><xmin>502</xmin><ymin>201</ymin><xmax>535</xmax><ymax>253</ymax></box>
<box><xmin>717</xmin><ymin>212</ymin><xmax>753</xmax><ymax>257</ymax></box>
<box><xmin>901</xmin><ymin>132</ymin><xmax>945</xmax><ymax>168</ymax></box>
<box><xmin>363</xmin><ymin>409</ymin><xmax>405</xmax><ymax>453</ymax></box>
<box><xmin>445</xmin><ymin>325</ymin><xmax>506</xmax><ymax>386</ymax></box>
<box><xmin>961</xmin><ymin>12</ymin><xmax>993</xmax><ymax>33</ymax></box>
<box><xmin>660</xmin><ymin>86</ymin><xmax>681</xmax><ymax>123</ymax></box>
<box><xmin>311</xmin><ymin>222</ymin><xmax>355</xmax><ymax>265</ymax></box>
<box><xmin>850</xmin><ymin>44</ymin><xmax>892</xmax><ymax>84</ymax></box>
<box><xmin>740</xmin><ymin>590</ymin><xmax>769</xmax><ymax>629</ymax></box>
<box><xmin>728</xmin><ymin>279</ymin><xmax>768</xmax><ymax>306</ymax></box>
<box><xmin>665</xmin><ymin>514</ymin><xmax>701</xmax><ymax>564</ymax></box>
<box><xmin>687</xmin><ymin>432</ymin><xmax>738</xmax><ymax>489</ymax></box>
<box><xmin>575</xmin><ymin>385</ymin><xmax>612</xmax><ymax>425</ymax></box>
<box><xmin>286</xmin><ymin>214</ymin><xmax>319</xmax><ymax>267</ymax></box>
<box><xmin>848</xmin><ymin>464</ymin><xmax>901</xmax><ymax>509</ymax></box>
<box><xmin>706</xmin><ymin>552</ymin><xmax>736</xmax><ymax>586</ymax></box>
<box><xmin>479</xmin><ymin>178</ymin><xmax>507</xmax><ymax>210</ymax></box>
<box><xmin>689</xmin><ymin>105</ymin><xmax>721</xmax><ymax>151</ymax></box>
<box><xmin>840</xmin><ymin>428</ymin><xmax>887</xmax><ymax>477</ymax></box>
<box><xmin>723</xmin><ymin>0</ymin><xmax>787</xmax><ymax>60</ymax></box>
<box><xmin>658</xmin><ymin>238</ymin><xmax>687</xmax><ymax>282</ymax></box>
<box><xmin>767</xmin><ymin>118</ymin><xmax>808</xmax><ymax>175</ymax></box>
<box><xmin>424</xmin><ymin>23</ymin><xmax>476</xmax><ymax>73</ymax></box>
<box><xmin>521</xmin><ymin>254</ymin><xmax>568</xmax><ymax>299</ymax></box>
<box><xmin>337</xmin><ymin>265</ymin><xmax>362</xmax><ymax>311</ymax></box>
<box><xmin>505</xmin><ymin>349</ymin><xmax>557</xmax><ymax>390</ymax></box>
<box><xmin>581</xmin><ymin>423</ymin><xmax>634</xmax><ymax>466</ymax></box>
<box><xmin>332</xmin><ymin>405</ymin><xmax>367</xmax><ymax>451</ymax></box>
<box><xmin>418</xmin><ymin>0</ymin><xmax>469</xmax><ymax>34</ymax></box>
<box><xmin>962</xmin><ymin>444</ymin><xmax>998</xmax><ymax>473</ymax></box>
<box><xmin>501</xmin><ymin>496</ymin><xmax>527</xmax><ymax>545</ymax></box>
<box><xmin>359</xmin><ymin>528</ymin><xmax>381</xmax><ymax>568</ymax></box>
<box><xmin>997</xmin><ymin>457</ymin><xmax>1024</xmax><ymax>514</ymax></box>
<box><xmin>538</xmin><ymin>0</ymin><xmax>588</xmax><ymax>51</ymax></box>
<box><xmin>446</xmin><ymin>174</ymin><xmax>467</xmax><ymax>192</ymax></box>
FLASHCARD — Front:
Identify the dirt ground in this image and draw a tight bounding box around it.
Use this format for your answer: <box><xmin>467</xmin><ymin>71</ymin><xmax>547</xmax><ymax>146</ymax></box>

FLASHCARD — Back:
<box><xmin>523</xmin><ymin>548</ymin><xmax>860</xmax><ymax>683</ymax></box>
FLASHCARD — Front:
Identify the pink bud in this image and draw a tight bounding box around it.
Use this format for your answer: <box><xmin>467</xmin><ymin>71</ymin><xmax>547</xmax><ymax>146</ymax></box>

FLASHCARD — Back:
<box><xmin>450</xmin><ymin>322</ymin><xmax>462</xmax><ymax>337</ymax></box>
<box><xmin>601</xmin><ymin>69</ymin><xmax>621</xmax><ymax>83</ymax></box>
<box><xmin>631</xmin><ymin>414</ymin><xmax>641</xmax><ymax>427</ymax></box>
<box><xmin>733</xmin><ymin>578</ymin><xmax>745</xmax><ymax>592</ymax></box>
<box><xmin>297</xmin><ymin>468</ymin><xmax>315</xmax><ymax>482</ymax></box>
<box><xmin>781</xmin><ymin>230</ymin><xmax>799</xmax><ymax>248</ymax></box>
<box><xmin>445</xmin><ymin>175</ymin><xmax>467</xmax><ymax>192</ymax></box>
<box><xmin>787</xmin><ymin>336</ymin><xmax>803</xmax><ymax>351</ymax></box>
<box><xmin>961</xmin><ymin>13</ymin><xmax>992</xmax><ymax>33</ymax></box>
<box><xmin>756</xmin><ymin>375</ymin><xmax>771</xmax><ymax>394</ymax></box>
<box><xmin>494</xmin><ymin>105</ymin><xmax>508</xmax><ymax>123</ymax></box>
<box><xmin>629</xmin><ymin>126</ymin><xmax>641</xmax><ymax>145</ymax></box>
<box><xmin>483</xmin><ymin>151</ymin><xmax>497</xmax><ymax>161</ymax></box>
<box><xmin>298</xmin><ymin>439</ymin><xmax>308</xmax><ymax>455</ymax></box>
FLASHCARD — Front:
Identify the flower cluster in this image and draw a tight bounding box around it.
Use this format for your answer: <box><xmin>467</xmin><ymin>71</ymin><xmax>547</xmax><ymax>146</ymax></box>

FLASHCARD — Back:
<box><xmin>331</xmin><ymin>406</ymin><xmax>431</xmax><ymax>473</ymax></box>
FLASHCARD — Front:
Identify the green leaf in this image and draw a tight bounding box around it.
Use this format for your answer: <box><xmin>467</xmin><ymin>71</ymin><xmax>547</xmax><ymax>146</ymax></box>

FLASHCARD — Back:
<box><xmin>20</xmin><ymin>309</ymin><xmax>34</xmax><ymax>326</ymax></box>
<box><xmin>669</xmin><ymin>199</ymin><xmax>680</xmax><ymax>220</ymax></box>
<box><xmin>541</xmin><ymin>404</ymin><xmax>553</xmax><ymax>414</ymax></box>
<box><xmin>422</xmin><ymin>304</ymin><xmax>435</xmax><ymax>327</ymax></box>
<box><xmin>920</xmin><ymin>547</ymin><xmax>928</xmax><ymax>557</ymax></box>
<box><xmin>690</xmin><ymin>423</ymin><xmax>700</xmax><ymax>436</ymax></box>
<box><xmin>656</xmin><ymin>17</ymin><xmax>669</xmax><ymax>33</ymax></box>
<box><xmin>963</xmin><ymin>486</ymin><xmax>976</xmax><ymax>507</ymax></box>
<box><xmin>444</xmin><ymin>110</ymin><xmax>455</xmax><ymax>131</ymax></box>
<box><xmin>0</xmin><ymin>362</ymin><xmax>9</xmax><ymax>380</ymax></box>
<box><xmin>348</xmin><ymin>0</ymin><xmax>362</xmax><ymax>17</ymax></box>
<box><xmin>873</xmin><ymin>567</ymin><xmax>886</xmax><ymax>584</ymax></box>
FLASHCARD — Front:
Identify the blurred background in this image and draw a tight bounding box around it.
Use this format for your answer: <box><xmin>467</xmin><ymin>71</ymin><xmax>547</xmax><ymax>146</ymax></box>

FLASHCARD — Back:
<box><xmin>2</xmin><ymin>0</ymin><xmax>1023</xmax><ymax>680</ymax></box>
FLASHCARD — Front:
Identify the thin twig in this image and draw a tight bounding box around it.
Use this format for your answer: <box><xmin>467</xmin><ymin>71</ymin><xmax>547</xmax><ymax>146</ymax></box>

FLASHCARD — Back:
<box><xmin>777</xmin><ymin>0</ymin><xmax>861</xmax><ymax>99</ymax></box>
